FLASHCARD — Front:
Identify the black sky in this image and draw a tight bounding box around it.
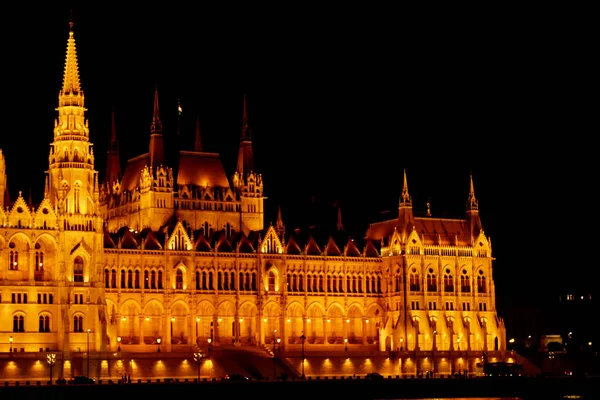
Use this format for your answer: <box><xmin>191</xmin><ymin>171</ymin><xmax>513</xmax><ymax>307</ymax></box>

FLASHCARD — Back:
<box><xmin>1</xmin><ymin>6</ymin><xmax>597</xmax><ymax>312</ymax></box>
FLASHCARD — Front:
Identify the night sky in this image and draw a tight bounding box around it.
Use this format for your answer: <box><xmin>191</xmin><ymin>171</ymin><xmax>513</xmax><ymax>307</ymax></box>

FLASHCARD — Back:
<box><xmin>1</xmin><ymin>6</ymin><xmax>597</xmax><ymax>316</ymax></box>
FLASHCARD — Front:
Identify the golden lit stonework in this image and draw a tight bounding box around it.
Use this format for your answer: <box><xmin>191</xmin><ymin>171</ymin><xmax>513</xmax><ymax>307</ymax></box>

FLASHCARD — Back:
<box><xmin>0</xmin><ymin>20</ymin><xmax>512</xmax><ymax>383</ymax></box>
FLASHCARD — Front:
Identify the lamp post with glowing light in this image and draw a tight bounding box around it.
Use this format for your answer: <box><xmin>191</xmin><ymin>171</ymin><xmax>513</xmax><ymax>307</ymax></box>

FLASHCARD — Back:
<box><xmin>86</xmin><ymin>329</ymin><xmax>91</xmax><ymax>377</ymax></box>
<box><xmin>208</xmin><ymin>338</ymin><xmax>212</xmax><ymax>356</ymax></box>
<box><xmin>117</xmin><ymin>336</ymin><xmax>121</xmax><ymax>352</ymax></box>
<box><xmin>300</xmin><ymin>332</ymin><xmax>306</xmax><ymax>379</ymax></box>
<box><xmin>47</xmin><ymin>353</ymin><xmax>56</xmax><ymax>384</ymax></box>
<box><xmin>157</xmin><ymin>337</ymin><xmax>161</xmax><ymax>352</ymax></box>
<box><xmin>193</xmin><ymin>351</ymin><xmax>202</xmax><ymax>382</ymax></box>
<box><xmin>9</xmin><ymin>335</ymin><xmax>12</xmax><ymax>353</ymax></box>
<box><xmin>344</xmin><ymin>338</ymin><xmax>348</xmax><ymax>352</ymax></box>
<box><xmin>273</xmin><ymin>337</ymin><xmax>280</xmax><ymax>380</ymax></box>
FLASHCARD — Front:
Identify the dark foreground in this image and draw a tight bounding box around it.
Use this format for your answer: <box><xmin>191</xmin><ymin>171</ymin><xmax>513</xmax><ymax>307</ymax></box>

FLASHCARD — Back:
<box><xmin>0</xmin><ymin>376</ymin><xmax>597</xmax><ymax>400</ymax></box>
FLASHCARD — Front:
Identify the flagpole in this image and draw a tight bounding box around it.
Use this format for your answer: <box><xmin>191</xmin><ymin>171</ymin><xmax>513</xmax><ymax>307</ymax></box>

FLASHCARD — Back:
<box><xmin>177</xmin><ymin>99</ymin><xmax>180</xmax><ymax>137</ymax></box>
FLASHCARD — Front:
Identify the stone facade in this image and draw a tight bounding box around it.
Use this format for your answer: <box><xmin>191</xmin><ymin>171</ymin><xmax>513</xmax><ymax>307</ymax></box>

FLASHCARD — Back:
<box><xmin>0</xmin><ymin>20</ymin><xmax>505</xmax><ymax>380</ymax></box>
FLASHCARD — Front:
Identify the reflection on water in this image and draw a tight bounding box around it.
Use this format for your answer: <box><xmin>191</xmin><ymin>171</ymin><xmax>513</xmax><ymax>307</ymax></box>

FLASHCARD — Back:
<box><xmin>379</xmin><ymin>398</ymin><xmax>524</xmax><ymax>400</ymax></box>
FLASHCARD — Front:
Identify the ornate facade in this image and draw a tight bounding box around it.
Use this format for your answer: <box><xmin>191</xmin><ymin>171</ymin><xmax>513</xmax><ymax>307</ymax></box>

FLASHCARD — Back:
<box><xmin>0</xmin><ymin>21</ymin><xmax>505</xmax><ymax>372</ymax></box>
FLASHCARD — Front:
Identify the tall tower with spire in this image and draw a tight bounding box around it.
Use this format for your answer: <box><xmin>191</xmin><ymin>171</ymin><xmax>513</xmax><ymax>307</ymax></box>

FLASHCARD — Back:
<box><xmin>45</xmin><ymin>18</ymin><xmax>107</xmax><ymax>358</ymax></box>
<box><xmin>233</xmin><ymin>95</ymin><xmax>265</xmax><ymax>234</ymax></box>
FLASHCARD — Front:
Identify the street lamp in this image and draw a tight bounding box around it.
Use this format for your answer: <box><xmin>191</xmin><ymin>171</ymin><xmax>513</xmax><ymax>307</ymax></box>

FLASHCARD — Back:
<box><xmin>86</xmin><ymin>329</ymin><xmax>91</xmax><ymax>377</ymax></box>
<box><xmin>117</xmin><ymin>336</ymin><xmax>121</xmax><ymax>352</ymax></box>
<box><xmin>457</xmin><ymin>337</ymin><xmax>460</xmax><ymax>351</ymax></box>
<box><xmin>208</xmin><ymin>338</ymin><xmax>212</xmax><ymax>355</ymax></box>
<box><xmin>193</xmin><ymin>351</ymin><xmax>202</xmax><ymax>382</ymax></box>
<box><xmin>300</xmin><ymin>332</ymin><xmax>306</xmax><ymax>379</ymax></box>
<box><xmin>344</xmin><ymin>338</ymin><xmax>348</xmax><ymax>352</ymax></box>
<box><xmin>47</xmin><ymin>353</ymin><xmax>56</xmax><ymax>384</ymax></box>
<box><xmin>157</xmin><ymin>337</ymin><xmax>161</xmax><ymax>352</ymax></box>
<box><xmin>9</xmin><ymin>335</ymin><xmax>12</xmax><ymax>353</ymax></box>
<box><xmin>273</xmin><ymin>338</ymin><xmax>280</xmax><ymax>380</ymax></box>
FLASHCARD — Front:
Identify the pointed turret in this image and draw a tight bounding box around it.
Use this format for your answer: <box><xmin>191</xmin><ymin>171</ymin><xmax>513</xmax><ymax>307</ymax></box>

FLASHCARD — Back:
<box><xmin>466</xmin><ymin>172</ymin><xmax>483</xmax><ymax>239</ymax></box>
<box><xmin>60</xmin><ymin>17</ymin><xmax>83</xmax><ymax>105</ymax></box>
<box><xmin>194</xmin><ymin>116</ymin><xmax>202</xmax><ymax>151</ymax></box>
<box><xmin>149</xmin><ymin>85</ymin><xmax>166</xmax><ymax>168</ymax></box>
<box><xmin>236</xmin><ymin>94</ymin><xmax>255</xmax><ymax>178</ymax></box>
<box><xmin>336</xmin><ymin>203</ymin><xmax>344</xmax><ymax>231</ymax></box>
<box><xmin>398</xmin><ymin>169</ymin><xmax>414</xmax><ymax>235</ymax></box>
<box><xmin>105</xmin><ymin>106</ymin><xmax>122</xmax><ymax>185</ymax></box>
<box><xmin>275</xmin><ymin>205</ymin><xmax>285</xmax><ymax>238</ymax></box>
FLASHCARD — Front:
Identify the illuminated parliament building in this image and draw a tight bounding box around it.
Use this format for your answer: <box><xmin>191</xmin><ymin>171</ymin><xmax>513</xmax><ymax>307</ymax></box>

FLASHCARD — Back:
<box><xmin>0</xmin><ymin>21</ymin><xmax>507</xmax><ymax>380</ymax></box>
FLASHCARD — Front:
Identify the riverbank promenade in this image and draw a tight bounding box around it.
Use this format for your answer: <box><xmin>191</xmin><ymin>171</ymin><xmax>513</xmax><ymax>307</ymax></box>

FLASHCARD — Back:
<box><xmin>0</xmin><ymin>375</ymin><xmax>597</xmax><ymax>400</ymax></box>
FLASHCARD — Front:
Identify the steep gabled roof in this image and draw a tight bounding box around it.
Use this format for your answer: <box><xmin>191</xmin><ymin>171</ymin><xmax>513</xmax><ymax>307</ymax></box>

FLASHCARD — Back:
<box><xmin>143</xmin><ymin>230</ymin><xmax>163</xmax><ymax>250</ymax></box>
<box><xmin>194</xmin><ymin>234</ymin><xmax>212</xmax><ymax>252</ymax></box>
<box><xmin>304</xmin><ymin>235</ymin><xmax>322</xmax><ymax>256</ymax></box>
<box><xmin>216</xmin><ymin>232</ymin><xmax>233</xmax><ymax>252</ymax></box>
<box><xmin>120</xmin><ymin>230</ymin><xmax>139</xmax><ymax>249</ymax></box>
<box><xmin>344</xmin><ymin>239</ymin><xmax>362</xmax><ymax>257</ymax></box>
<box><xmin>324</xmin><ymin>236</ymin><xmax>341</xmax><ymax>256</ymax></box>
<box><xmin>285</xmin><ymin>235</ymin><xmax>302</xmax><ymax>255</ymax></box>
<box><xmin>364</xmin><ymin>238</ymin><xmax>380</xmax><ymax>258</ymax></box>
<box><xmin>104</xmin><ymin>230</ymin><xmax>116</xmax><ymax>248</ymax></box>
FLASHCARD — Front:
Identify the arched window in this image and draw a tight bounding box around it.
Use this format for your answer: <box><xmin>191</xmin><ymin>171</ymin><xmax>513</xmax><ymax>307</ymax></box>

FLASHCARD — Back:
<box><xmin>150</xmin><ymin>271</ymin><xmax>156</xmax><ymax>289</ymax></box>
<box><xmin>127</xmin><ymin>270</ymin><xmax>133</xmax><ymax>288</ymax></box>
<box><xmin>9</xmin><ymin>243</ymin><xmax>19</xmax><ymax>270</ymax></box>
<box><xmin>158</xmin><ymin>270</ymin><xmax>163</xmax><ymax>289</ymax></box>
<box><xmin>104</xmin><ymin>268</ymin><xmax>110</xmax><ymax>288</ymax></box>
<box><xmin>410</xmin><ymin>268</ymin><xmax>420</xmax><ymax>291</ymax></box>
<box><xmin>444</xmin><ymin>269</ymin><xmax>454</xmax><ymax>292</ymax></box>
<box><xmin>39</xmin><ymin>315</ymin><xmax>50</xmax><ymax>332</ymax></box>
<box><xmin>477</xmin><ymin>271</ymin><xmax>487</xmax><ymax>293</ymax></box>
<box><xmin>73</xmin><ymin>256</ymin><xmax>84</xmax><ymax>282</ymax></box>
<box><xmin>120</xmin><ymin>269</ymin><xmax>126</xmax><ymax>288</ymax></box>
<box><xmin>461</xmin><ymin>270</ymin><xmax>471</xmax><ymax>293</ymax></box>
<box><xmin>144</xmin><ymin>270</ymin><xmax>149</xmax><ymax>289</ymax></box>
<box><xmin>13</xmin><ymin>315</ymin><xmax>25</xmax><ymax>332</ymax></box>
<box><xmin>196</xmin><ymin>271</ymin><xmax>201</xmax><ymax>290</ymax></box>
<box><xmin>176</xmin><ymin>269</ymin><xmax>183</xmax><ymax>290</ymax></box>
<box><xmin>111</xmin><ymin>269</ymin><xmax>117</xmax><ymax>288</ymax></box>
<box><xmin>74</xmin><ymin>315</ymin><xmax>83</xmax><ymax>332</ymax></box>
<box><xmin>134</xmin><ymin>270</ymin><xmax>140</xmax><ymax>289</ymax></box>
<box><xmin>427</xmin><ymin>269</ymin><xmax>437</xmax><ymax>292</ymax></box>
<box><xmin>268</xmin><ymin>270</ymin><xmax>276</xmax><ymax>292</ymax></box>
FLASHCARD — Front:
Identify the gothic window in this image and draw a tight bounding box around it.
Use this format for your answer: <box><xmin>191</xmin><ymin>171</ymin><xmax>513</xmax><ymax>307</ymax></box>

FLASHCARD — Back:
<box><xmin>230</xmin><ymin>271</ymin><xmax>236</xmax><ymax>290</ymax></box>
<box><xmin>120</xmin><ymin>269</ymin><xmax>126</xmax><ymax>288</ymax></box>
<box><xmin>39</xmin><ymin>315</ymin><xmax>50</xmax><ymax>332</ymax></box>
<box><xmin>35</xmin><ymin>250</ymin><xmax>44</xmax><ymax>271</ymax></box>
<box><xmin>426</xmin><ymin>268</ymin><xmax>437</xmax><ymax>292</ymax></box>
<box><xmin>327</xmin><ymin>275</ymin><xmax>333</xmax><ymax>292</ymax></box>
<box><xmin>73</xmin><ymin>256</ymin><xmax>84</xmax><ymax>283</ymax></box>
<box><xmin>477</xmin><ymin>270</ymin><xmax>487</xmax><ymax>293</ymax></box>
<box><xmin>461</xmin><ymin>270</ymin><xmax>471</xmax><ymax>293</ymax></box>
<box><xmin>444</xmin><ymin>269</ymin><xmax>454</xmax><ymax>292</ymax></box>
<box><xmin>225</xmin><ymin>222</ymin><xmax>232</xmax><ymax>239</ymax></box>
<box><xmin>246</xmin><ymin>272</ymin><xmax>251</xmax><ymax>291</ymax></box>
<box><xmin>217</xmin><ymin>272</ymin><xmax>223</xmax><ymax>290</ymax></box>
<box><xmin>104</xmin><ymin>268</ymin><xmax>110</xmax><ymax>288</ymax></box>
<box><xmin>144</xmin><ymin>270</ymin><xmax>149</xmax><ymax>289</ymax></box>
<box><xmin>150</xmin><ymin>271</ymin><xmax>156</xmax><ymax>289</ymax></box>
<box><xmin>268</xmin><ymin>270</ymin><xmax>275</xmax><ymax>292</ymax></box>
<box><xmin>74</xmin><ymin>315</ymin><xmax>83</xmax><ymax>332</ymax></box>
<box><xmin>128</xmin><ymin>270</ymin><xmax>133</xmax><ymax>289</ymax></box>
<box><xmin>13</xmin><ymin>315</ymin><xmax>25</xmax><ymax>332</ymax></box>
<box><xmin>134</xmin><ymin>270</ymin><xmax>140</xmax><ymax>289</ymax></box>
<box><xmin>208</xmin><ymin>271</ymin><xmax>214</xmax><ymax>290</ymax></box>
<box><xmin>338</xmin><ymin>275</ymin><xmax>343</xmax><ymax>293</ymax></box>
<box><xmin>111</xmin><ymin>269</ymin><xmax>117</xmax><ymax>288</ymax></box>
<box><xmin>9</xmin><ymin>243</ymin><xmax>18</xmax><ymax>270</ymax></box>
<box><xmin>158</xmin><ymin>270</ymin><xmax>163</xmax><ymax>289</ymax></box>
<box><xmin>410</xmin><ymin>268</ymin><xmax>420</xmax><ymax>291</ymax></box>
<box><xmin>223</xmin><ymin>271</ymin><xmax>230</xmax><ymax>290</ymax></box>
<box><xmin>176</xmin><ymin>269</ymin><xmax>183</xmax><ymax>290</ymax></box>
<box><xmin>74</xmin><ymin>182</ymin><xmax>80</xmax><ymax>213</ymax></box>
<box><xmin>196</xmin><ymin>271</ymin><xmax>201</xmax><ymax>290</ymax></box>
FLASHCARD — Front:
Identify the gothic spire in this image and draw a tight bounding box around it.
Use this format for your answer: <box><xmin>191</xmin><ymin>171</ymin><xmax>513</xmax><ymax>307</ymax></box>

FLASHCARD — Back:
<box><xmin>149</xmin><ymin>85</ymin><xmax>166</xmax><ymax>168</ymax></box>
<box><xmin>236</xmin><ymin>94</ymin><xmax>255</xmax><ymax>177</ymax></box>
<box><xmin>194</xmin><ymin>116</ymin><xmax>202</xmax><ymax>151</ymax></box>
